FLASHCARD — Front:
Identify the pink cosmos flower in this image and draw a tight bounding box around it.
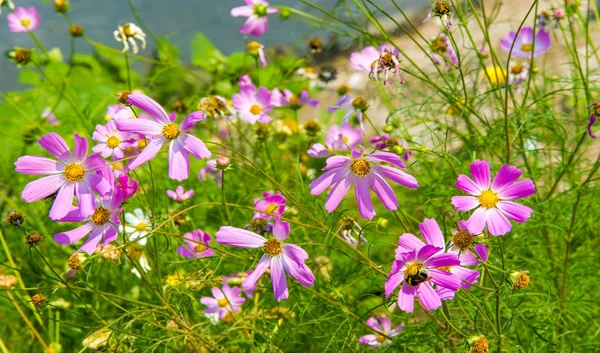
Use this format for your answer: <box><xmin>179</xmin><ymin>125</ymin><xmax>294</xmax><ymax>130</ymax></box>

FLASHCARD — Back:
<box><xmin>115</xmin><ymin>92</ymin><xmax>211</xmax><ymax>181</ymax></box>
<box><xmin>349</xmin><ymin>44</ymin><xmax>404</xmax><ymax>86</ymax></box>
<box><xmin>500</xmin><ymin>27</ymin><xmax>551</xmax><ymax>58</ymax></box>
<box><xmin>587</xmin><ymin>102</ymin><xmax>599</xmax><ymax>139</ymax></box>
<box><xmin>253</xmin><ymin>191</ymin><xmax>286</xmax><ymax>220</ymax></box>
<box><xmin>371</xmin><ymin>134</ymin><xmax>412</xmax><ymax>161</ymax></box>
<box><xmin>349</xmin><ymin>46</ymin><xmax>379</xmax><ymax>72</ymax></box>
<box><xmin>54</xmin><ymin>188</ymin><xmax>124</xmax><ymax>255</ymax></box>
<box><xmin>41</xmin><ymin>108</ymin><xmax>59</xmax><ymax>125</ymax></box>
<box><xmin>395</xmin><ymin>218</ymin><xmax>488</xmax><ymax>300</ymax></box>
<box><xmin>451</xmin><ymin>160</ymin><xmax>536</xmax><ymax>236</ymax></box>
<box><xmin>216</xmin><ymin>218</ymin><xmax>315</xmax><ymax>301</ymax></box>
<box><xmin>309</xmin><ymin>147</ymin><xmax>419</xmax><ymax>220</ymax></box>
<box><xmin>7</xmin><ymin>6</ymin><xmax>40</xmax><ymax>32</ymax></box>
<box><xmin>231</xmin><ymin>84</ymin><xmax>274</xmax><ymax>124</ymax></box>
<box><xmin>271</xmin><ymin>89</ymin><xmax>319</xmax><ymax>109</ymax></box>
<box><xmin>238</xmin><ymin>74</ymin><xmax>253</xmax><ymax>87</ymax></box>
<box><xmin>166</xmin><ymin>185</ymin><xmax>194</xmax><ymax>202</ymax></box>
<box><xmin>117</xmin><ymin>174</ymin><xmax>138</xmax><ymax>200</ymax></box>
<box><xmin>15</xmin><ymin>133</ymin><xmax>111</xmax><ymax>220</ymax></box>
<box><xmin>328</xmin><ymin>94</ymin><xmax>367</xmax><ymax>130</ymax></box>
<box><xmin>105</xmin><ymin>104</ymin><xmax>134</xmax><ymax>120</ymax></box>
<box><xmin>199</xmin><ymin>159</ymin><xmax>222</xmax><ymax>186</ymax></box>
<box><xmin>92</xmin><ymin>120</ymin><xmax>133</xmax><ymax>160</ymax></box>
<box><xmin>247</xmin><ymin>41</ymin><xmax>267</xmax><ymax>67</ymax></box>
<box><xmin>431</xmin><ymin>33</ymin><xmax>458</xmax><ymax>69</ymax></box>
<box><xmin>177</xmin><ymin>229</ymin><xmax>215</xmax><ymax>258</ymax></box>
<box><xmin>200</xmin><ymin>285</ymin><xmax>246</xmax><ymax>320</ymax></box>
<box><xmin>222</xmin><ymin>271</ymin><xmax>255</xmax><ymax>298</ymax></box>
<box><xmin>230</xmin><ymin>0</ymin><xmax>279</xmax><ymax>37</ymax></box>
<box><xmin>308</xmin><ymin>124</ymin><xmax>363</xmax><ymax>158</ymax></box>
<box><xmin>385</xmin><ymin>244</ymin><xmax>461</xmax><ymax>313</ymax></box>
<box><xmin>358</xmin><ymin>316</ymin><xmax>404</xmax><ymax>348</ymax></box>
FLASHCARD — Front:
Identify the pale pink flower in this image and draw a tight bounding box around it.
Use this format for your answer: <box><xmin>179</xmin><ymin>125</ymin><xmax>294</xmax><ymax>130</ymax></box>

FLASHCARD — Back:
<box><xmin>166</xmin><ymin>185</ymin><xmax>194</xmax><ymax>202</ymax></box>
<box><xmin>7</xmin><ymin>6</ymin><xmax>40</xmax><ymax>32</ymax></box>
<box><xmin>230</xmin><ymin>0</ymin><xmax>279</xmax><ymax>37</ymax></box>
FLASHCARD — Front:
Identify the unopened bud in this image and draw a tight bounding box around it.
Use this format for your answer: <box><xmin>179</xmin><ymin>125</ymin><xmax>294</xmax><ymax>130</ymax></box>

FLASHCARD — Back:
<box><xmin>279</xmin><ymin>8</ymin><xmax>290</xmax><ymax>19</ymax></box>
<box><xmin>69</xmin><ymin>25</ymin><xmax>84</xmax><ymax>37</ymax></box>
<box><xmin>303</xmin><ymin>119</ymin><xmax>321</xmax><ymax>136</ymax></box>
<box><xmin>337</xmin><ymin>84</ymin><xmax>350</xmax><ymax>96</ymax></box>
<box><xmin>54</xmin><ymin>0</ymin><xmax>70</xmax><ymax>13</ymax></box>
<box><xmin>383</xmin><ymin>124</ymin><xmax>394</xmax><ymax>133</ymax></box>
<box><xmin>392</xmin><ymin>145</ymin><xmax>405</xmax><ymax>156</ymax></box>
<box><xmin>6</xmin><ymin>210</ymin><xmax>24</xmax><ymax>228</ymax></box>
<box><xmin>307</xmin><ymin>37</ymin><xmax>323</xmax><ymax>53</ymax></box>
<box><xmin>216</xmin><ymin>156</ymin><xmax>231</xmax><ymax>169</ymax></box>
<box><xmin>377</xmin><ymin>217</ymin><xmax>388</xmax><ymax>229</ymax></box>
<box><xmin>172</xmin><ymin>100</ymin><xmax>188</xmax><ymax>114</ymax></box>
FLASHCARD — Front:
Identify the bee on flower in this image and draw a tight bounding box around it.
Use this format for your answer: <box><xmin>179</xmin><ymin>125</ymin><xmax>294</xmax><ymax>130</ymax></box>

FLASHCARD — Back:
<box><xmin>349</xmin><ymin>44</ymin><xmax>404</xmax><ymax>86</ymax></box>
<box><xmin>113</xmin><ymin>23</ymin><xmax>147</xmax><ymax>54</ymax></box>
<box><xmin>198</xmin><ymin>96</ymin><xmax>233</xmax><ymax>119</ymax></box>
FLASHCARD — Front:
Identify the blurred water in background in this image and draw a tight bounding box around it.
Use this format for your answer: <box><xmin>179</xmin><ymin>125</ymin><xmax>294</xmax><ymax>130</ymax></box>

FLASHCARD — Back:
<box><xmin>0</xmin><ymin>0</ymin><xmax>420</xmax><ymax>92</ymax></box>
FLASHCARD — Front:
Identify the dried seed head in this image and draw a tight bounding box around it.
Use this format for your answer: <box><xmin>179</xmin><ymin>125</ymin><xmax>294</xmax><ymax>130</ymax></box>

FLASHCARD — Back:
<box><xmin>6</xmin><ymin>210</ymin><xmax>24</xmax><ymax>228</ymax></box>
<box><xmin>31</xmin><ymin>293</ymin><xmax>47</xmax><ymax>308</ymax></box>
<box><xmin>25</xmin><ymin>231</ymin><xmax>45</xmax><ymax>246</ymax></box>
<box><xmin>68</xmin><ymin>254</ymin><xmax>82</xmax><ymax>271</ymax></box>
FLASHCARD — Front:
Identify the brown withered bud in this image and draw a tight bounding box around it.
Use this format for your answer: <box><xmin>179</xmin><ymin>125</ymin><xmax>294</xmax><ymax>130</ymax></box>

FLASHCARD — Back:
<box><xmin>25</xmin><ymin>231</ymin><xmax>45</xmax><ymax>246</ymax></box>
<box><xmin>6</xmin><ymin>210</ymin><xmax>24</xmax><ymax>228</ymax></box>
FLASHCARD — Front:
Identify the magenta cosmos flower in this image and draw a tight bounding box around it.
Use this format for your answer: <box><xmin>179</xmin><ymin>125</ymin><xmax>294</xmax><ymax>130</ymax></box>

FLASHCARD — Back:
<box><xmin>216</xmin><ymin>218</ymin><xmax>315</xmax><ymax>301</ymax></box>
<box><xmin>231</xmin><ymin>84</ymin><xmax>274</xmax><ymax>124</ymax></box>
<box><xmin>7</xmin><ymin>6</ymin><xmax>40</xmax><ymax>32</ymax></box>
<box><xmin>431</xmin><ymin>33</ymin><xmax>458</xmax><ymax>69</ymax></box>
<box><xmin>167</xmin><ymin>185</ymin><xmax>194</xmax><ymax>202</ymax></box>
<box><xmin>310</xmin><ymin>147</ymin><xmax>419</xmax><ymax>220</ymax></box>
<box><xmin>230</xmin><ymin>0</ymin><xmax>278</xmax><ymax>37</ymax></box>
<box><xmin>587</xmin><ymin>102</ymin><xmax>600</xmax><ymax>139</ymax></box>
<box><xmin>92</xmin><ymin>120</ymin><xmax>133</xmax><ymax>160</ymax></box>
<box><xmin>308</xmin><ymin>124</ymin><xmax>362</xmax><ymax>158</ymax></box>
<box><xmin>177</xmin><ymin>229</ymin><xmax>215</xmax><ymax>258</ymax></box>
<box><xmin>253</xmin><ymin>191</ymin><xmax>286</xmax><ymax>220</ymax></box>
<box><xmin>54</xmin><ymin>188</ymin><xmax>124</xmax><ymax>255</ymax></box>
<box><xmin>451</xmin><ymin>160</ymin><xmax>535</xmax><ymax>236</ymax></box>
<box><xmin>500</xmin><ymin>27</ymin><xmax>551</xmax><ymax>58</ymax></box>
<box><xmin>349</xmin><ymin>44</ymin><xmax>404</xmax><ymax>86</ymax></box>
<box><xmin>385</xmin><ymin>244</ymin><xmax>461</xmax><ymax>313</ymax></box>
<box><xmin>396</xmin><ymin>218</ymin><xmax>488</xmax><ymax>300</ymax></box>
<box><xmin>200</xmin><ymin>285</ymin><xmax>246</xmax><ymax>320</ymax></box>
<box><xmin>358</xmin><ymin>316</ymin><xmax>404</xmax><ymax>348</ymax></box>
<box><xmin>115</xmin><ymin>92</ymin><xmax>211</xmax><ymax>181</ymax></box>
<box><xmin>15</xmin><ymin>133</ymin><xmax>111</xmax><ymax>220</ymax></box>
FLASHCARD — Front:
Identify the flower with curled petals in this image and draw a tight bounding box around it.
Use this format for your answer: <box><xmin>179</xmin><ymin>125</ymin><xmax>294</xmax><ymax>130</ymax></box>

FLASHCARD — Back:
<box><xmin>358</xmin><ymin>316</ymin><xmax>404</xmax><ymax>348</ymax></box>
<box><xmin>309</xmin><ymin>147</ymin><xmax>419</xmax><ymax>220</ymax></box>
<box><xmin>451</xmin><ymin>160</ymin><xmax>535</xmax><ymax>236</ymax></box>
<box><xmin>115</xmin><ymin>92</ymin><xmax>211</xmax><ymax>181</ymax></box>
<box><xmin>216</xmin><ymin>218</ymin><xmax>315</xmax><ymax>301</ymax></box>
<box><xmin>15</xmin><ymin>133</ymin><xmax>111</xmax><ymax>220</ymax></box>
<box><xmin>166</xmin><ymin>186</ymin><xmax>194</xmax><ymax>202</ymax></box>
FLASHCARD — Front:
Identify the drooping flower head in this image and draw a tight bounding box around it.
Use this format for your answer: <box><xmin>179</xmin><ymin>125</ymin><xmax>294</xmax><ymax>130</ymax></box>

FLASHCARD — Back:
<box><xmin>115</xmin><ymin>92</ymin><xmax>211</xmax><ymax>181</ymax></box>
<box><xmin>430</xmin><ymin>33</ymin><xmax>458</xmax><ymax>69</ymax></box>
<box><xmin>7</xmin><ymin>6</ymin><xmax>40</xmax><ymax>32</ymax></box>
<box><xmin>216</xmin><ymin>219</ymin><xmax>315</xmax><ymax>301</ymax></box>
<box><xmin>177</xmin><ymin>229</ymin><xmax>215</xmax><ymax>258</ymax></box>
<box><xmin>247</xmin><ymin>41</ymin><xmax>267</xmax><ymax>67</ymax></box>
<box><xmin>200</xmin><ymin>285</ymin><xmax>246</xmax><ymax>320</ymax></box>
<box><xmin>385</xmin><ymin>244</ymin><xmax>461</xmax><ymax>313</ymax></box>
<box><xmin>231</xmin><ymin>84</ymin><xmax>274</xmax><ymax>124</ymax></box>
<box><xmin>113</xmin><ymin>23</ymin><xmax>146</xmax><ymax>54</ymax></box>
<box><xmin>123</xmin><ymin>208</ymin><xmax>150</xmax><ymax>245</ymax></box>
<box><xmin>328</xmin><ymin>94</ymin><xmax>368</xmax><ymax>131</ymax></box>
<box><xmin>358</xmin><ymin>316</ymin><xmax>404</xmax><ymax>348</ymax></box>
<box><xmin>230</xmin><ymin>0</ymin><xmax>279</xmax><ymax>37</ymax></box>
<box><xmin>54</xmin><ymin>187</ymin><xmax>124</xmax><ymax>255</ymax></box>
<box><xmin>337</xmin><ymin>215</ymin><xmax>367</xmax><ymax>248</ymax></box>
<box><xmin>500</xmin><ymin>27</ymin><xmax>551</xmax><ymax>58</ymax></box>
<box><xmin>271</xmin><ymin>89</ymin><xmax>319</xmax><ymax>110</ymax></box>
<box><xmin>586</xmin><ymin>102</ymin><xmax>600</xmax><ymax>139</ymax></box>
<box><xmin>308</xmin><ymin>124</ymin><xmax>362</xmax><ymax>158</ymax></box>
<box><xmin>395</xmin><ymin>218</ymin><xmax>488</xmax><ymax>300</ymax></box>
<box><xmin>41</xmin><ymin>108</ymin><xmax>59</xmax><ymax>126</ymax></box>
<box><xmin>310</xmin><ymin>147</ymin><xmax>419</xmax><ymax>220</ymax></box>
<box><xmin>198</xmin><ymin>96</ymin><xmax>233</xmax><ymax>119</ymax></box>
<box><xmin>369</xmin><ymin>45</ymin><xmax>404</xmax><ymax>86</ymax></box>
<box><xmin>15</xmin><ymin>133</ymin><xmax>111</xmax><ymax>220</ymax></box>
<box><xmin>92</xmin><ymin>120</ymin><xmax>133</xmax><ymax>160</ymax></box>
<box><xmin>253</xmin><ymin>191</ymin><xmax>286</xmax><ymax>220</ymax></box>
<box><xmin>424</xmin><ymin>1</ymin><xmax>453</xmax><ymax>28</ymax></box>
<box><xmin>451</xmin><ymin>160</ymin><xmax>535</xmax><ymax>236</ymax></box>
<box><xmin>167</xmin><ymin>185</ymin><xmax>194</xmax><ymax>202</ymax></box>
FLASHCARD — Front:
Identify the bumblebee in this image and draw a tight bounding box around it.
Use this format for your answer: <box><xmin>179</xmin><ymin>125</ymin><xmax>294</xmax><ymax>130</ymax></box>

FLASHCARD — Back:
<box><xmin>405</xmin><ymin>269</ymin><xmax>429</xmax><ymax>286</ymax></box>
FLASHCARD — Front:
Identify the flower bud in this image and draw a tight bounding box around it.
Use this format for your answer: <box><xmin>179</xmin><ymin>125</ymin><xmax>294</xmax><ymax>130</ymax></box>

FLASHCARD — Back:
<box><xmin>6</xmin><ymin>210</ymin><xmax>24</xmax><ymax>228</ymax></box>
<box><xmin>216</xmin><ymin>156</ymin><xmax>231</xmax><ymax>169</ymax></box>
<box><xmin>307</xmin><ymin>37</ymin><xmax>323</xmax><ymax>53</ymax></box>
<box><xmin>337</xmin><ymin>84</ymin><xmax>350</xmax><ymax>96</ymax></box>
<box><xmin>54</xmin><ymin>0</ymin><xmax>70</xmax><ymax>13</ymax></box>
<box><xmin>392</xmin><ymin>145</ymin><xmax>405</xmax><ymax>156</ymax></box>
<box><xmin>377</xmin><ymin>217</ymin><xmax>388</xmax><ymax>229</ymax></box>
<box><xmin>25</xmin><ymin>231</ymin><xmax>45</xmax><ymax>246</ymax></box>
<box><xmin>69</xmin><ymin>25</ymin><xmax>84</xmax><ymax>37</ymax></box>
<box><xmin>279</xmin><ymin>8</ymin><xmax>290</xmax><ymax>19</ymax></box>
<box><xmin>383</xmin><ymin>124</ymin><xmax>394</xmax><ymax>133</ymax></box>
<box><xmin>6</xmin><ymin>47</ymin><xmax>32</xmax><ymax>68</ymax></box>
<box><xmin>303</xmin><ymin>120</ymin><xmax>321</xmax><ymax>136</ymax></box>
<box><xmin>172</xmin><ymin>100</ymin><xmax>188</xmax><ymax>114</ymax></box>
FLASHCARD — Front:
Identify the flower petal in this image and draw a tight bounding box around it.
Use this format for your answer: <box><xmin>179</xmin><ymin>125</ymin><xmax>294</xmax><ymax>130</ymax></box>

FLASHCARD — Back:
<box><xmin>355</xmin><ymin>179</ymin><xmax>375</xmax><ymax>220</ymax></box>
<box><xmin>372</xmin><ymin>165</ymin><xmax>419</xmax><ymax>189</ymax></box>
<box><xmin>428</xmin><ymin>269</ymin><xmax>461</xmax><ymax>291</ymax></box>
<box><xmin>179</xmin><ymin>134</ymin><xmax>211</xmax><ymax>160</ymax></box>
<box><xmin>73</xmin><ymin>133</ymin><xmax>89</xmax><ymax>162</ymax></box>
<box><xmin>49</xmin><ymin>182</ymin><xmax>75</xmax><ymax>220</ymax></box>
<box><xmin>491</xmin><ymin>164</ymin><xmax>522</xmax><ymax>192</ymax></box>
<box><xmin>397</xmin><ymin>283</ymin><xmax>417</xmax><ymax>313</ymax></box>
<box><xmin>127</xmin><ymin>92</ymin><xmax>171</xmax><ymax>125</ymax></box>
<box><xmin>456</xmin><ymin>174</ymin><xmax>481</xmax><ymax>195</ymax></box>
<box><xmin>216</xmin><ymin>226</ymin><xmax>266</xmax><ymax>248</ymax></box>
<box><xmin>54</xmin><ymin>222</ymin><xmax>94</xmax><ymax>245</ymax></box>
<box><xmin>497</xmin><ymin>180</ymin><xmax>536</xmax><ymax>200</ymax></box>
<box><xmin>496</xmin><ymin>201</ymin><xmax>533</xmax><ymax>223</ymax></box>
<box><xmin>485</xmin><ymin>208</ymin><xmax>512</xmax><ymax>236</ymax></box>
<box><xmin>115</xmin><ymin>118</ymin><xmax>164</xmax><ymax>136</ymax></box>
<box><xmin>368</xmin><ymin>174</ymin><xmax>398</xmax><ymax>211</ymax></box>
<box><xmin>15</xmin><ymin>156</ymin><xmax>63</xmax><ymax>175</ymax></box>
<box><xmin>452</xmin><ymin>196</ymin><xmax>480</xmax><ymax>212</ymax></box>
<box><xmin>324</xmin><ymin>177</ymin><xmax>352</xmax><ymax>213</ymax></box>
<box><xmin>129</xmin><ymin>137</ymin><xmax>165</xmax><ymax>170</ymax></box>
<box><xmin>242</xmin><ymin>254</ymin><xmax>271</xmax><ymax>289</ymax></box>
<box><xmin>272</xmin><ymin>218</ymin><xmax>290</xmax><ymax>242</ymax></box>
<box><xmin>168</xmin><ymin>140</ymin><xmax>190</xmax><ymax>181</ymax></box>
<box><xmin>470</xmin><ymin>160</ymin><xmax>491</xmax><ymax>190</ymax></box>
<box><xmin>416</xmin><ymin>282</ymin><xmax>442</xmax><ymax>311</ymax></box>
<box><xmin>21</xmin><ymin>175</ymin><xmax>64</xmax><ymax>202</ymax></box>
<box><xmin>466</xmin><ymin>207</ymin><xmax>487</xmax><ymax>234</ymax></box>
<box><xmin>385</xmin><ymin>271</ymin><xmax>405</xmax><ymax>297</ymax></box>
<box><xmin>366</xmin><ymin>151</ymin><xmax>406</xmax><ymax>168</ymax></box>
<box><xmin>38</xmin><ymin>133</ymin><xmax>71</xmax><ymax>163</ymax></box>
<box><xmin>419</xmin><ymin>218</ymin><xmax>445</xmax><ymax>249</ymax></box>
<box><xmin>397</xmin><ymin>233</ymin><xmax>425</xmax><ymax>255</ymax></box>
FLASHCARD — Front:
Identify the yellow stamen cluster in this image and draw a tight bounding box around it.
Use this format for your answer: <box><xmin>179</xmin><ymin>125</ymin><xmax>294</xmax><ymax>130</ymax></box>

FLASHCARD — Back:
<box><xmin>288</xmin><ymin>95</ymin><xmax>299</xmax><ymax>105</ymax></box>
<box><xmin>68</xmin><ymin>254</ymin><xmax>82</xmax><ymax>271</ymax></box>
<box><xmin>91</xmin><ymin>207</ymin><xmax>111</xmax><ymax>226</ymax></box>
<box><xmin>135</xmin><ymin>222</ymin><xmax>147</xmax><ymax>231</ymax></box>
<box><xmin>217</xmin><ymin>297</ymin><xmax>229</xmax><ymax>307</ymax></box>
<box><xmin>137</xmin><ymin>139</ymin><xmax>148</xmax><ymax>151</ymax></box>
<box><xmin>470</xmin><ymin>337</ymin><xmax>490</xmax><ymax>353</ymax></box>
<box><xmin>351</xmin><ymin>97</ymin><xmax>367</xmax><ymax>109</ymax></box>
<box><xmin>20</xmin><ymin>19</ymin><xmax>31</xmax><ymax>27</ymax></box>
<box><xmin>520</xmin><ymin>43</ymin><xmax>533</xmax><ymax>52</ymax></box>
<box><xmin>265</xmin><ymin>203</ymin><xmax>279</xmax><ymax>215</ymax></box>
<box><xmin>64</xmin><ymin>164</ymin><xmax>85</xmax><ymax>182</ymax></box>
<box><xmin>194</xmin><ymin>244</ymin><xmax>206</xmax><ymax>253</ymax></box>
<box><xmin>434</xmin><ymin>1</ymin><xmax>451</xmax><ymax>16</ymax></box>
<box><xmin>350</xmin><ymin>159</ymin><xmax>371</xmax><ymax>177</ymax></box>
<box><xmin>432</xmin><ymin>35</ymin><xmax>448</xmax><ymax>54</ymax></box>
<box><xmin>162</xmin><ymin>123</ymin><xmax>180</xmax><ymax>140</ymax></box>
<box><xmin>249</xmin><ymin>104</ymin><xmax>263</xmax><ymax>115</ymax></box>
<box><xmin>106</xmin><ymin>136</ymin><xmax>120</xmax><ymax>148</ymax></box>
<box><xmin>263</xmin><ymin>239</ymin><xmax>282</xmax><ymax>256</ymax></box>
<box><xmin>511</xmin><ymin>63</ymin><xmax>524</xmax><ymax>74</ymax></box>
<box><xmin>200</xmin><ymin>96</ymin><xmax>228</xmax><ymax>117</ymax></box>
<box><xmin>478</xmin><ymin>190</ymin><xmax>500</xmax><ymax>209</ymax></box>
<box><xmin>122</xmin><ymin>23</ymin><xmax>136</xmax><ymax>37</ymax></box>
<box><xmin>404</xmin><ymin>261</ymin><xmax>424</xmax><ymax>277</ymax></box>
<box><xmin>513</xmin><ymin>272</ymin><xmax>531</xmax><ymax>289</ymax></box>
<box><xmin>452</xmin><ymin>230</ymin><xmax>473</xmax><ymax>250</ymax></box>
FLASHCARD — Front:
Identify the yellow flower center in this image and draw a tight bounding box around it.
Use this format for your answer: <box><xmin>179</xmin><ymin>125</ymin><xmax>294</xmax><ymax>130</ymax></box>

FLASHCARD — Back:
<box><xmin>265</xmin><ymin>203</ymin><xmax>279</xmax><ymax>215</ymax></box>
<box><xmin>217</xmin><ymin>297</ymin><xmax>229</xmax><ymax>307</ymax></box>
<box><xmin>376</xmin><ymin>333</ymin><xmax>387</xmax><ymax>343</ymax></box>
<box><xmin>122</xmin><ymin>24</ymin><xmax>134</xmax><ymax>37</ymax></box>
<box><xmin>434</xmin><ymin>1</ymin><xmax>451</xmax><ymax>16</ymax></box>
<box><xmin>263</xmin><ymin>238</ymin><xmax>281</xmax><ymax>256</ymax></box>
<box><xmin>247</xmin><ymin>41</ymin><xmax>261</xmax><ymax>51</ymax></box>
<box><xmin>162</xmin><ymin>123</ymin><xmax>180</xmax><ymax>140</ymax></box>
<box><xmin>106</xmin><ymin>136</ymin><xmax>120</xmax><ymax>148</ymax></box>
<box><xmin>21</xmin><ymin>19</ymin><xmax>31</xmax><ymax>27</ymax></box>
<box><xmin>249</xmin><ymin>104</ymin><xmax>262</xmax><ymax>115</ymax></box>
<box><xmin>304</xmin><ymin>67</ymin><xmax>315</xmax><ymax>73</ymax></box>
<box><xmin>137</xmin><ymin>139</ymin><xmax>148</xmax><ymax>151</ymax></box>
<box><xmin>514</xmin><ymin>272</ymin><xmax>531</xmax><ymax>289</ymax></box>
<box><xmin>520</xmin><ymin>43</ymin><xmax>533</xmax><ymax>52</ymax></box>
<box><xmin>64</xmin><ymin>163</ymin><xmax>85</xmax><ymax>182</ymax></box>
<box><xmin>471</xmin><ymin>338</ymin><xmax>490</xmax><ymax>353</ymax></box>
<box><xmin>511</xmin><ymin>63</ymin><xmax>524</xmax><ymax>74</ymax></box>
<box><xmin>351</xmin><ymin>97</ymin><xmax>367</xmax><ymax>109</ymax></box>
<box><xmin>342</xmin><ymin>136</ymin><xmax>349</xmax><ymax>144</ymax></box>
<box><xmin>194</xmin><ymin>244</ymin><xmax>206</xmax><ymax>253</ymax></box>
<box><xmin>350</xmin><ymin>159</ymin><xmax>371</xmax><ymax>177</ymax></box>
<box><xmin>289</xmin><ymin>95</ymin><xmax>299</xmax><ymax>105</ymax></box>
<box><xmin>135</xmin><ymin>222</ymin><xmax>147</xmax><ymax>231</ymax></box>
<box><xmin>404</xmin><ymin>261</ymin><xmax>424</xmax><ymax>277</ymax></box>
<box><xmin>478</xmin><ymin>190</ymin><xmax>500</xmax><ymax>209</ymax></box>
<box><xmin>91</xmin><ymin>207</ymin><xmax>111</xmax><ymax>226</ymax></box>
<box><xmin>452</xmin><ymin>230</ymin><xmax>473</xmax><ymax>250</ymax></box>
<box><xmin>432</xmin><ymin>35</ymin><xmax>448</xmax><ymax>54</ymax></box>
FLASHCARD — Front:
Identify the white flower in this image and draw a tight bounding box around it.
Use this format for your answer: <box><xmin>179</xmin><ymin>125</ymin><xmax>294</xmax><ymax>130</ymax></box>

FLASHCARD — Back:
<box><xmin>131</xmin><ymin>254</ymin><xmax>152</xmax><ymax>279</ymax></box>
<box><xmin>113</xmin><ymin>23</ymin><xmax>146</xmax><ymax>54</ymax></box>
<box><xmin>123</xmin><ymin>208</ymin><xmax>150</xmax><ymax>246</ymax></box>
